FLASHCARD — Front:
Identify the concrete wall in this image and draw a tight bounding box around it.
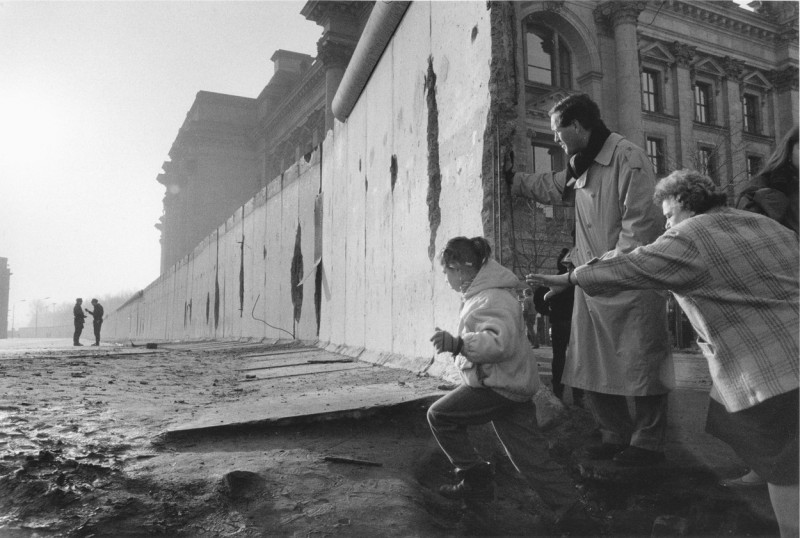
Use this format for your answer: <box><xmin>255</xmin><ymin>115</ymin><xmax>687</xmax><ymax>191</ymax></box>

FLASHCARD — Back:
<box><xmin>105</xmin><ymin>2</ymin><xmax>494</xmax><ymax>376</ymax></box>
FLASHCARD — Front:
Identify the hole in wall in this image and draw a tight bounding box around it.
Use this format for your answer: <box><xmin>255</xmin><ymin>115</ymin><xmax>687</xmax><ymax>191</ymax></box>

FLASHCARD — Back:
<box><xmin>390</xmin><ymin>155</ymin><xmax>398</xmax><ymax>192</ymax></box>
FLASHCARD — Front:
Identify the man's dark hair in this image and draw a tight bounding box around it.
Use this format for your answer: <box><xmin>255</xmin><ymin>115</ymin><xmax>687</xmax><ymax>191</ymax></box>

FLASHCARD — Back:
<box><xmin>654</xmin><ymin>169</ymin><xmax>728</xmax><ymax>213</ymax></box>
<box><xmin>549</xmin><ymin>93</ymin><xmax>605</xmax><ymax>131</ymax></box>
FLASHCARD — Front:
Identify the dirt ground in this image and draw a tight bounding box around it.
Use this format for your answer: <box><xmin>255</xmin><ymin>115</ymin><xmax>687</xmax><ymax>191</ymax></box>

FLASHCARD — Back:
<box><xmin>0</xmin><ymin>341</ymin><xmax>779</xmax><ymax>537</ymax></box>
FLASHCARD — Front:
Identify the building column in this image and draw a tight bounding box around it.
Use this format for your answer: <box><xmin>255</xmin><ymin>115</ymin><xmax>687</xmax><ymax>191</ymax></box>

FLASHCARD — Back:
<box><xmin>595</xmin><ymin>2</ymin><xmax>646</xmax><ymax>146</ymax></box>
<box><xmin>770</xmin><ymin>66</ymin><xmax>799</xmax><ymax>138</ymax></box>
<box><xmin>669</xmin><ymin>42</ymin><xmax>697</xmax><ymax>169</ymax></box>
<box><xmin>722</xmin><ymin>57</ymin><xmax>745</xmax><ymax>197</ymax></box>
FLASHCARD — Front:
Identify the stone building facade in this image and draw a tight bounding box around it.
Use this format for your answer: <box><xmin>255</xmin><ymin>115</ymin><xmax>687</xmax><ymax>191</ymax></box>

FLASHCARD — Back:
<box><xmin>505</xmin><ymin>0</ymin><xmax>798</xmax><ymax>276</ymax></box>
<box><xmin>156</xmin><ymin>1</ymin><xmax>373</xmax><ymax>273</ymax></box>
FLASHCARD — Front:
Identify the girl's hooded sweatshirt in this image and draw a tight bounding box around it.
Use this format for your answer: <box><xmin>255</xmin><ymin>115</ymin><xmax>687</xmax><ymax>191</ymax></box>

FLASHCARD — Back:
<box><xmin>455</xmin><ymin>259</ymin><xmax>540</xmax><ymax>402</ymax></box>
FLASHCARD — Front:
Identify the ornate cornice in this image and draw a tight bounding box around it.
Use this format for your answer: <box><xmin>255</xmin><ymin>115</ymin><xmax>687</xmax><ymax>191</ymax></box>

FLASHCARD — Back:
<box><xmin>663</xmin><ymin>0</ymin><xmax>789</xmax><ymax>45</ymax></box>
<box><xmin>301</xmin><ymin>1</ymin><xmax>367</xmax><ymax>25</ymax></box>
<box><xmin>317</xmin><ymin>32</ymin><xmax>357</xmax><ymax>70</ymax></box>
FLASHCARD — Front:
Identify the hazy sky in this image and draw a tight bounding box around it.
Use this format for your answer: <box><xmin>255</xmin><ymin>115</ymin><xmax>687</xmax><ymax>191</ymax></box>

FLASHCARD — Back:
<box><xmin>0</xmin><ymin>1</ymin><xmax>320</xmax><ymax>326</ymax></box>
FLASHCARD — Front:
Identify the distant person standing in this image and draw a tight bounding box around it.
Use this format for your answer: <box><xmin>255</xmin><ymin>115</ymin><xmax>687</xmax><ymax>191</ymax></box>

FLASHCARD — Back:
<box><xmin>73</xmin><ymin>298</ymin><xmax>86</xmax><ymax>346</ymax></box>
<box><xmin>533</xmin><ymin>248</ymin><xmax>583</xmax><ymax>407</ymax></box>
<box><xmin>521</xmin><ymin>288</ymin><xmax>540</xmax><ymax>348</ymax></box>
<box><xmin>85</xmin><ymin>298</ymin><xmax>104</xmax><ymax>346</ymax></box>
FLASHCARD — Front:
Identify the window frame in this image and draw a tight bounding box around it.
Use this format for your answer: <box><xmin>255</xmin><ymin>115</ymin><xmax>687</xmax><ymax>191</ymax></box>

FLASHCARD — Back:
<box><xmin>531</xmin><ymin>140</ymin><xmax>565</xmax><ymax>174</ymax></box>
<box><xmin>698</xmin><ymin>145</ymin><xmax>717</xmax><ymax>183</ymax></box>
<box><xmin>645</xmin><ymin>137</ymin><xmax>666</xmax><ymax>175</ymax></box>
<box><xmin>742</xmin><ymin>93</ymin><xmax>760</xmax><ymax>135</ymax></box>
<box><xmin>746</xmin><ymin>154</ymin><xmax>763</xmax><ymax>179</ymax></box>
<box><xmin>524</xmin><ymin>24</ymin><xmax>572</xmax><ymax>89</ymax></box>
<box><xmin>641</xmin><ymin>69</ymin><xmax>662</xmax><ymax>113</ymax></box>
<box><xmin>694</xmin><ymin>82</ymin><xmax>712</xmax><ymax>124</ymax></box>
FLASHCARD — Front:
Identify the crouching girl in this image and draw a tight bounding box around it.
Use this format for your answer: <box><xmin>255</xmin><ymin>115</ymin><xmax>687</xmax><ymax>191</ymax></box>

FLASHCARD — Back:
<box><xmin>428</xmin><ymin>236</ymin><xmax>591</xmax><ymax>530</ymax></box>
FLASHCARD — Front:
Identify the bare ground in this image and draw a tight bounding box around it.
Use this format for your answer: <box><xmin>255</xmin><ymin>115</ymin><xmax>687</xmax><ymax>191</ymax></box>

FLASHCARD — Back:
<box><xmin>0</xmin><ymin>342</ymin><xmax>778</xmax><ymax>537</ymax></box>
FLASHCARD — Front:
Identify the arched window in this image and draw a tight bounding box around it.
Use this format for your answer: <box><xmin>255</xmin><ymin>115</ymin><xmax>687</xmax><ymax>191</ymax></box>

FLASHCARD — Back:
<box><xmin>525</xmin><ymin>24</ymin><xmax>572</xmax><ymax>89</ymax></box>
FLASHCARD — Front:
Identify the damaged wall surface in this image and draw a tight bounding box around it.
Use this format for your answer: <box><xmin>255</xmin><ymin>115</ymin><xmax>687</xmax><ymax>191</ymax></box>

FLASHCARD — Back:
<box><xmin>104</xmin><ymin>1</ymin><xmax>496</xmax><ymax>375</ymax></box>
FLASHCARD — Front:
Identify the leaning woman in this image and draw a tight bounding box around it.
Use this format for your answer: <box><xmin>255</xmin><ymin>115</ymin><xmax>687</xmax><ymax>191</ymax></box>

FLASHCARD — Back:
<box><xmin>528</xmin><ymin>169</ymin><xmax>799</xmax><ymax>537</ymax></box>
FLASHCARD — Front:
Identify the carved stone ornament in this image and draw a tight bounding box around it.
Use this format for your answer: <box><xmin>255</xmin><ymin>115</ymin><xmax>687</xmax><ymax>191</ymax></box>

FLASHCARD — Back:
<box><xmin>317</xmin><ymin>35</ymin><xmax>356</xmax><ymax>70</ymax></box>
<box><xmin>669</xmin><ymin>42</ymin><xmax>696</xmax><ymax>68</ymax></box>
<box><xmin>770</xmin><ymin>66</ymin><xmax>800</xmax><ymax>92</ymax></box>
<box><xmin>594</xmin><ymin>1</ymin><xmax>646</xmax><ymax>29</ymax></box>
<box><xmin>722</xmin><ymin>56</ymin><xmax>745</xmax><ymax>81</ymax></box>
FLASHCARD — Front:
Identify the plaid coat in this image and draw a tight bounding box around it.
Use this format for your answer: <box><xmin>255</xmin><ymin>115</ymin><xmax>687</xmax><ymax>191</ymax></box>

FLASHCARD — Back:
<box><xmin>575</xmin><ymin>207</ymin><xmax>799</xmax><ymax>412</ymax></box>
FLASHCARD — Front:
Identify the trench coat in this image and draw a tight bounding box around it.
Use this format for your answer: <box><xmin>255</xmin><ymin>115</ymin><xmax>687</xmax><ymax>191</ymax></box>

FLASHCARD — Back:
<box><xmin>512</xmin><ymin>133</ymin><xmax>674</xmax><ymax>396</ymax></box>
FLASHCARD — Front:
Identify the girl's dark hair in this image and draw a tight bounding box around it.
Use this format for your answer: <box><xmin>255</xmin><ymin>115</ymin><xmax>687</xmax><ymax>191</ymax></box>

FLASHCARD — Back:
<box><xmin>653</xmin><ymin>169</ymin><xmax>728</xmax><ymax>213</ymax></box>
<box><xmin>440</xmin><ymin>236</ymin><xmax>492</xmax><ymax>269</ymax></box>
<box><xmin>758</xmin><ymin>125</ymin><xmax>798</xmax><ymax>178</ymax></box>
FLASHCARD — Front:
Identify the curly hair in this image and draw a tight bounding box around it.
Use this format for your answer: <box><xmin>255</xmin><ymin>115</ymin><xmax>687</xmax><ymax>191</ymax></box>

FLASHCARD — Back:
<box><xmin>439</xmin><ymin>236</ymin><xmax>492</xmax><ymax>269</ymax></box>
<box><xmin>653</xmin><ymin>169</ymin><xmax>728</xmax><ymax>214</ymax></box>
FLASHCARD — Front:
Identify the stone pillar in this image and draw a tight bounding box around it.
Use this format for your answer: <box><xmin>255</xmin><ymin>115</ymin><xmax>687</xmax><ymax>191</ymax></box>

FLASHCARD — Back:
<box><xmin>722</xmin><ymin>57</ymin><xmax>745</xmax><ymax>197</ymax></box>
<box><xmin>770</xmin><ymin>66</ymin><xmax>799</xmax><ymax>138</ymax></box>
<box><xmin>669</xmin><ymin>42</ymin><xmax>697</xmax><ymax>168</ymax></box>
<box><xmin>595</xmin><ymin>2</ymin><xmax>646</xmax><ymax>146</ymax></box>
<box><xmin>301</xmin><ymin>1</ymin><xmax>364</xmax><ymax>132</ymax></box>
<box><xmin>317</xmin><ymin>36</ymin><xmax>355</xmax><ymax>133</ymax></box>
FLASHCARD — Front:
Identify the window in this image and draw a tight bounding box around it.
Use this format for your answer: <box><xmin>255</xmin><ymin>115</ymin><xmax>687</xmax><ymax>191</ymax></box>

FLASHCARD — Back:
<box><xmin>525</xmin><ymin>25</ymin><xmax>572</xmax><ymax>88</ymax></box>
<box><xmin>698</xmin><ymin>146</ymin><xmax>717</xmax><ymax>183</ymax></box>
<box><xmin>743</xmin><ymin>94</ymin><xmax>760</xmax><ymax>134</ymax></box>
<box><xmin>694</xmin><ymin>82</ymin><xmax>711</xmax><ymax>124</ymax></box>
<box><xmin>641</xmin><ymin>70</ymin><xmax>661</xmax><ymax>113</ymax></box>
<box><xmin>646</xmin><ymin>137</ymin><xmax>665</xmax><ymax>175</ymax></box>
<box><xmin>532</xmin><ymin>142</ymin><xmax>564</xmax><ymax>173</ymax></box>
<box><xmin>746</xmin><ymin>155</ymin><xmax>763</xmax><ymax>179</ymax></box>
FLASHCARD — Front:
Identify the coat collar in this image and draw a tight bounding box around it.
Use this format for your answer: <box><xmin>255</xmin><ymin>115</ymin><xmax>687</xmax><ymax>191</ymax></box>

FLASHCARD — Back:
<box><xmin>594</xmin><ymin>132</ymin><xmax>623</xmax><ymax>167</ymax></box>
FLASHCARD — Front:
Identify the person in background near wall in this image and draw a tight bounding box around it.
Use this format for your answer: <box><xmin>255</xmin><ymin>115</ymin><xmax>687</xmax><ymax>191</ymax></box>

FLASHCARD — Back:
<box><xmin>723</xmin><ymin>126</ymin><xmax>798</xmax><ymax>489</ymax></box>
<box><xmin>428</xmin><ymin>236</ymin><xmax>596</xmax><ymax>534</ymax></box>
<box><xmin>506</xmin><ymin>93</ymin><xmax>674</xmax><ymax>466</ymax></box>
<box><xmin>736</xmin><ymin>125</ymin><xmax>798</xmax><ymax>234</ymax></box>
<box><xmin>533</xmin><ymin>248</ymin><xmax>583</xmax><ymax>408</ymax></box>
<box><xmin>528</xmin><ymin>169</ymin><xmax>799</xmax><ymax>538</ymax></box>
<box><xmin>73</xmin><ymin>298</ymin><xmax>86</xmax><ymax>346</ymax></box>
<box><xmin>521</xmin><ymin>288</ymin><xmax>539</xmax><ymax>348</ymax></box>
<box><xmin>85</xmin><ymin>298</ymin><xmax>104</xmax><ymax>347</ymax></box>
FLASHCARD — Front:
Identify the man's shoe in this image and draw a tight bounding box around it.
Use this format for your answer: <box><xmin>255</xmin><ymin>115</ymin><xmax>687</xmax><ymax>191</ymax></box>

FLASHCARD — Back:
<box><xmin>553</xmin><ymin>500</ymin><xmax>602</xmax><ymax>536</ymax></box>
<box><xmin>584</xmin><ymin>443</ymin><xmax>625</xmax><ymax>460</ymax></box>
<box><xmin>91</xmin><ymin>343</ymin><xmax>99</xmax><ymax>346</ymax></box>
<box><xmin>612</xmin><ymin>446</ymin><xmax>665</xmax><ymax>466</ymax></box>
<box><xmin>73</xmin><ymin>343</ymin><xmax>83</xmax><ymax>346</ymax></box>
<box><xmin>438</xmin><ymin>462</ymin><xmax>494</xmax><ymax>502</ymax></box>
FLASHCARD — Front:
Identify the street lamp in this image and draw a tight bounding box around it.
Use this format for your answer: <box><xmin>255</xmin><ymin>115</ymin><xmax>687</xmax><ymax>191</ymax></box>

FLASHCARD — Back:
<box><xmin>33</xmin><ymin>297</ymin><xmax>50</xmax><ymax>338</ymax></box>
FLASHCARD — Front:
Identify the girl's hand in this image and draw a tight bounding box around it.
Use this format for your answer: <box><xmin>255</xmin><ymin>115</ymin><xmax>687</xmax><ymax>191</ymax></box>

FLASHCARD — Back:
<box><xmin>430</xmin><ymin>327</ymin><xmax>463</xmax><ymax>355</ymax></box>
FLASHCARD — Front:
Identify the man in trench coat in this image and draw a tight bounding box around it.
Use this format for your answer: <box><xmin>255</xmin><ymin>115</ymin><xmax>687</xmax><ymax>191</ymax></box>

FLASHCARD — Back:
<box><xmin>507</xmin><ymin>93</ymin><xmax>674</xmax><ymax>466</ymax></box>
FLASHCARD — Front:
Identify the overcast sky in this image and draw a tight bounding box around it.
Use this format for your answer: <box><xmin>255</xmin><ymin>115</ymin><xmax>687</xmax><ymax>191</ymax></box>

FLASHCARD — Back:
<box><xmin>0</xmin><ymin>1</ymin><xmax>320</xmax><ymax>327</ymax></box>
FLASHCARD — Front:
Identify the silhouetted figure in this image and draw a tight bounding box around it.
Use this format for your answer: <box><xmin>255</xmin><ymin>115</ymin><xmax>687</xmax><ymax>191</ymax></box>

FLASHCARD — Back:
<box><xmin>85</xmin><ymin>298</ymin><xmax>104</xmax><ymax>346</ymax></box>
<box><xmin>73</xmin><ymin>298</ymin><xmax>86</xmax><ymax>346</ymax></box>
<box><xmin>534</xmin><ymin>248</ymin><xmax>583</xmax><ymax>407</ymax></box>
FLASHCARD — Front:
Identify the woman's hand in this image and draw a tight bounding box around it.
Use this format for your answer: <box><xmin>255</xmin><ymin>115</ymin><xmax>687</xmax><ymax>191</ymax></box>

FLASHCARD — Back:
<box><xmin>525</xmin><ymin>273</ymin><xmax>571</xmax><ymax>301</ymax></box>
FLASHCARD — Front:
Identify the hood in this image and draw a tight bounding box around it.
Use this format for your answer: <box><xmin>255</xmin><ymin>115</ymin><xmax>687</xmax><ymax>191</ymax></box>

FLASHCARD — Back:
<box><xmin>463</xmin><ymin>258</ymin><xmax>522</xmax><ymax>299</ymax></box>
